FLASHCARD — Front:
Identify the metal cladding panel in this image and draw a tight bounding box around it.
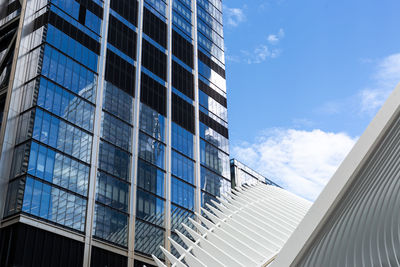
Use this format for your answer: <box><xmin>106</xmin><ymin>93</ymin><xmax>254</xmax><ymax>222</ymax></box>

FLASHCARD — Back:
<box><xmin>295</xmin><ymin>113</ymin><xmax>400</xmax><ymax>267</ymax></box>
<box><xmin>152</xmin><ymin>183</ymin><xmax>311</xmax><ymax>267</ymax></box>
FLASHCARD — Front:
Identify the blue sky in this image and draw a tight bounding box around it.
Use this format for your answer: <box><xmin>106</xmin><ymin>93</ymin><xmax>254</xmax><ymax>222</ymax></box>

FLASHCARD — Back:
<box><xmin>224</xmin><ymin>0</ymin><xmax>400</xmax><ymax>200</ymax></box>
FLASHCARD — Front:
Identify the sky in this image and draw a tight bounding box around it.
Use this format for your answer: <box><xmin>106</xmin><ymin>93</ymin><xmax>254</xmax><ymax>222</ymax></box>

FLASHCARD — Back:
<box><xmin>223</xmin><ymin>0</ymin><xmax>400</xmax><ymax>201</ymax></box>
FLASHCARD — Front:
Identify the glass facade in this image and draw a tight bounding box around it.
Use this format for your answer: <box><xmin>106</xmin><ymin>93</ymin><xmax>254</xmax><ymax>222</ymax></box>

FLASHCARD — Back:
<box><xmin>0</xmin><ymin>0</ymin><xmax>230</xmax><ymax>265</ymax></box>
<box><xmin>230</xmin><ymin>159</ymin><xmax>281</xmax><ymax>188</ymax></box>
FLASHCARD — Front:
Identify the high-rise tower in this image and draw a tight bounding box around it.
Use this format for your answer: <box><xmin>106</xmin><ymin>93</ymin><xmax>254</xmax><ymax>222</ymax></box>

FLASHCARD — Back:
<box><xmin>0</xmin><ymin>0</ymin><xmax>229</xmax><ymax>266</ymax></box>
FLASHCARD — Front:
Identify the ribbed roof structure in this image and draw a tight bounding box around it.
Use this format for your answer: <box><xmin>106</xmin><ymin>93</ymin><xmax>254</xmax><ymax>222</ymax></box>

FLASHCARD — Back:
<box><xmin>152</xmin><ymin>183</ymin><xmax>311</xmax><ymax>267</ymax></box>
<box><xmin>270</xmin><ymin>83</ymin><xmax>400</xmax><ymax>267</ymax></box>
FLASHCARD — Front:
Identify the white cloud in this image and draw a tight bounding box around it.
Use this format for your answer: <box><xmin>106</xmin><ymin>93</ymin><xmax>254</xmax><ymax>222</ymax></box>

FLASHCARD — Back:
<box><xmin>267</xmin><ymin>28</ymin><xmax>285</xmax><ymax>44</ymax></box>
<box><xmin>232</xmin><ymin>128</ymin><xmax>357</xmax><ymax>201</ymax></box>
<box><xmin>250</xmin><ymin>45</ymin><xmax>270</xmax><ymax>64</ymax></box>
<box><xmin>241</xmin><ymin>45</ymin><xmax>281</xmax><ymax>64</ymax></box>
<box><xmin>224</xmin><ymin>7</ymin><xmax>246</xmax><ymax>27</ymax></box>
<box><xmin>316</xmin><ymin>53</ymin><xmax>400</xmax><ymax>117</ymax></box>
<box><xmin>359</xmin><ymin>53</ymin><xmax>400</xmax><ymax>115</ymax></box>
<box><xmin>226</xmin><ymin>29</ymin><xmax>284</xmax><ymax>64</ymax></box>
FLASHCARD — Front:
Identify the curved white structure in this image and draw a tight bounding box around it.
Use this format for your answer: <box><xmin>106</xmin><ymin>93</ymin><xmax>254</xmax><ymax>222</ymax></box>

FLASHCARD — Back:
<box><xmin>271</xmin><ymin>83</ymin><xmax>400</xmax><ymax>267</ymax></box>
<box><xmin>152</xmin><ymin>183</ymin><xmax>311</xmax><ymax>267</ymax></box>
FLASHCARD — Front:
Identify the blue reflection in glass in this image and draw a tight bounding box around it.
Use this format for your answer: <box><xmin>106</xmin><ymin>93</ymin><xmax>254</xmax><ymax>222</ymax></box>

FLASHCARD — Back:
<box><xmin>200</xmin><ymin>139</ymin><xmax>230</xmax><ymax>179</ymax></box>
<box><xmin>33</xmin><ymin>108</ymin><xmax>92</xmax><ymax>163</ymax></box>
<box><xmin>171</xmin><ymin>150</ymin><xmax>194</xmax><ymax>184</ymax></box>
<box><xmin>200</xmin><ymin>166</ymin><xmax>230</xmax><ymax>197</ymax></box>
<box><xmin>93</xmin><ymin>204</ymin><xmax>128</xmax><ymax>247</ymax></box>
<box><xmin>139</xmin><ymin>103</ymin><xmax>165</xmax><ymax>142</ymax></box>
<box><xmin>28</xmin><ymin>142</ymin><xmax>89</xmax><ymax>196</ymax></box>
<box><xmin>138</xmin><ymin>132</ymin><xmax>165</xmax><ymax>170</ymax></box>
<box><xmin>99</xmin><ymin>141</ymin><xmax>131</xmax><ymax>181</ymax></box>
<box><xmin>137</xmin><ymin>159</ymin><xmax>165</xmax><ymax>198</ymax></box>
<box><xmin>101</xmin><ymin>111</ymin><xmax>132</xmax><ymax>151</ymax></box>
<box><xmin>171</xmin><ymin>177</ymin><xmax>194</xmax><ymax>210</ymax></box>
<box><xmin>41</xmin><ymin>45</ymin><xmax>97</xmax><ymax>103</ymax></box>
<box><xmin>135</xmin><ymin>220</ymin><xmax>164</xmax><ymax>259</ymax></box>
<box><xmin>103</xmin><ymin>81</ymin><xmax>133</xmax><ymax>124</ymax></box>
<box><xmin>96</xmin><ymin>171</ymin><xmax>129</xmax><ymax>212</ymax></box>
<box><xmin>171</xmin><ymin>122</ymin><xmax>194</xmax><ymax>158</ymax></box>
<box><xmin>22</xmin><ymin>176</ymin><xmax>87</xmax><ymax>231</ymax></box>
<box><xmin>136</xmin><ymin>189</ymin><xmax>165</xmax><ymax>226</ymax></box>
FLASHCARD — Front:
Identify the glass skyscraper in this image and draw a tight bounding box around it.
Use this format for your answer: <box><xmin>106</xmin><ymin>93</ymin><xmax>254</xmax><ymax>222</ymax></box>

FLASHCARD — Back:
<box><xmin>0</xmin><ymin>0</ymin><xmax>229</xmax><ymax>266</ymax></box>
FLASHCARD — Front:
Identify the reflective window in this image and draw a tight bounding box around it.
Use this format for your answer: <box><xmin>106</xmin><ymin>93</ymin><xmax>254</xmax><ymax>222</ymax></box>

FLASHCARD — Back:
<box><xmin>135</xmin><ymin>220</ymin><xmax>164</xmax><ymax>259</ymax></box>
<box><xmin>171</xmin><ymin>150</ymin><xmax>194</xmax><ymax>184</ymax></box>
<box><xmin>201</xmin><ymin>190</ymin><xmax>219</xmax><ymax>209</ymax></box>
<box><xmin>37</xmin><ymin>78</ymin><xmax>95</xmax><ymax>132</ymax></box>
<box><xmin>144</xmin><ymin>0</ymin><xmax>167</xmax><ymax>19</ymax></box>
<box><xmin>110</xmin><ymin>0</ymin><xmax>138</xmax><ymax>26</ymax></box>
<box><xmin>138</xmin><ymin>132</ymin><xmax>165</xmax><ymax>170</ymax></box>
<box><xmin>99</xmin><ymin>141</ymin><xmax>131</xmax><ymax>181</ymax></box>
<box><xmin>197</xmin><ymin>0</ymin><xmax>222</xmax><ymax>24</ymax></box>
<box><xmin>197</xmin><ymin>18</ymin><xmax>224</xmax><ymax>49</ymax></box>
<box><xmin>85</xmin><ymin>10</ymin><xmax>102</xmax><ymax>35</ymax></box>
<box><xmin>93</xmin><ymin>204</ymin><xmax>128</xmax><ymax>247</ymax></box>
<box><xmin>173</xmin><ymin>0</ymin><xmax>191</xmax><ymax>22</ymax></box>
<box><xmin>172</xmin><ymin>13</ymin><xmax>192</xmax><ymax>38</ymax></box>
<box><xmin>139</xmin><ymin>103</ymin><xmax>165</xmax><ymax>142</ymax></box>
<box><xmin>137</xmin><ymin>159</ymin><xmax>165</xmax><ymax>198</ymax></box>
<box><xmin>199</xmin><ymin>90</ymin><xmax>227</xmax><ymax>122</ymax></box>
<box><xmin>101</xmin><ymin>112</ymin><xmax>132</xmax><ymax>151</ymax></box>
<box><xmin>46</xmin><ymin>25</ymin><xmax>98</xmax><ymax>72</ymax></box>
<box><xmin>171</xmin><ymin>177</ymin><xmax>194</xmax><ymax>210</ymax></box>
<box><xmin>199</xmin><ymin>122</ymin><xmax>229</xmax><ymax>153</ymax></box>
<box><xmin>200</xmin><ymin>105</ymin><xmax>227</xmax><ymax>128</ymax></box>
<box><xmin>41</xmin><ymin>45</ymin><xmax>97</xmax><ymax>103</ymax></box>
<box><xmin>103</xmin><ymin>81</ymin><xmax>133</xmax><ymax>124</ymax></box>
<box><xmin>108</xmin><ymin>15</ymin><xmax>137</xmax><ymax>60</ymax></box>
<box><xmin>171</xmin><ymin>122</ymin><xmax>194</xmax><ymax>159</ymax></box>
<box><xmin>141</xmin><ymin>39</ymin><xmax>167</xmax><ymax>81</ymax></box>
<box><xmin>96</xmin><ymin>171</ymin><xmax>129</xmax><ymax>212</ymax></box>
<box><xmin>196</xmin><ymin>7</ymin><xmax>223</xmax><ymax>37</ymax></box>
<box><xmin>171</xmin><ymin>204</ymin><xmax>194</xmax><ymax>232</ymax></box>
<box><xmin>22</xmin><ymin>176</ymin><xmax>87</xmax><ymax>231</ymax></box>
<box><xmin>105</xmin><ymin>49</ymin><xmax>136</xmax><ymax>96</ymax></box>
<box><xmin>33</xmin><ymin>109</ymin><xmax>92</xmax><ymax>163</ymax></box>
<box><xmin>198</xmin><ymin>57</ymin><xmax>225</xmax><ymax>90</ymax></box>
<box><xmin>177</xmin><ymin>0</ymin><xmax>191</xmax><ymax>8</ymax></box>
<box><xmin>49</xmin><ymin>5</ymin><xmax>100</xmax><ymax>41</ymax></box>
<box><xmin>200</xmin><ymin>166</ymin><xmax>230</xmax><ymax>197</ymax></box>
<box><xmin>28</xmin><ymin>142</ymin><xmax>89</xmax><ymax>196</ymax></box>
<box><xmin>140</xmin><ymin>72</ymin><xmax>167</xmax><ymax>116</ymax></box>
<box><xmin>136</xmin><ymin>189</ymin><xmax>164</xmax><ymax>226</ymax></box>
<box><xmin>51</xmin><ymin>0</ymin><xmax>80</xmax><ymax>19</ymax></box>
<box><xmin>172</xmin><ymin>30</ymin><xmax>193</xmax><ymax>68</ymax></box>
<box><xmin>200</xmin><ymin>139</ymin><xmax>230</xmax><ymax>179</ymax></box>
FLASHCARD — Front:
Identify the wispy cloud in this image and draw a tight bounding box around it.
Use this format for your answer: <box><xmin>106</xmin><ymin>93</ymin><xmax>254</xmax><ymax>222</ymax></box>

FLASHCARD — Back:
<box><xmin>240</xmin><ymin>45</ymin><xmax>281</xmax><ymax>64</ymax></box>
<box><xmin>259</xmin><ymin>0</ymin><xmax>286</xmax><ymax>10</ymax></box>
<box><xmin>224</xmin><ymin>6</ymin><xmax>246</xmax><ymax>27</ymax></box>
<box><xmin>267</xmin><ymin>28</ymin><xmax>285</xmax><ymax>44</ymax></box>
<box><xmin>227</xmin><ymin>29</ymin><xmax>284</xmax><ymax>64</ymax></box>
<box><xmin>232</xmin><ymin>128</ymin><xmax>357</xmax><ymax>201</ymax></box>
<box><xmin>316</xmin><ymin>53</ymin><xmax>400</xmax><ymax>117</ymax></box>
<box><xmin>359</xmin><ymin>53</ymin><xmax>400</xmax><ymax>115</ymax></box>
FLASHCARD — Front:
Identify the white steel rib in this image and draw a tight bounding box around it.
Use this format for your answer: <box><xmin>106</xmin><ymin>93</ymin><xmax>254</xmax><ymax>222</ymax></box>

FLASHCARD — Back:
<box><xmin>152</xmin><ymin>183</ymin><xmax>311</xmax><ymax>267</ymax></box>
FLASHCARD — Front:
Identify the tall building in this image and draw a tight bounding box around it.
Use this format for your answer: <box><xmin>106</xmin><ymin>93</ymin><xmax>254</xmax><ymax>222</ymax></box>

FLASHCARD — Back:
<box><xmin>0</xmin><ymin>0</ymin><xmax>230</xmax><ymax>266</ymax></box>
<box><xmin>230</xmin><ymin>159</ymin><xmax>281</xmax><ymax>188</ymax></box>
